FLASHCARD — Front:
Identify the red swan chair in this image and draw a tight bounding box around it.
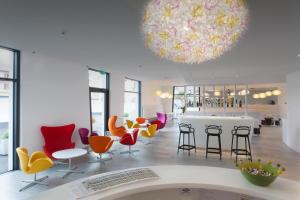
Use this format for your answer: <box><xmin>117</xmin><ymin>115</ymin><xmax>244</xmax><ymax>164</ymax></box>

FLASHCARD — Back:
<box><xmin>40</xmin><ymin>124</ymin><xmax>76</xmax><ymax>159</ymax></box>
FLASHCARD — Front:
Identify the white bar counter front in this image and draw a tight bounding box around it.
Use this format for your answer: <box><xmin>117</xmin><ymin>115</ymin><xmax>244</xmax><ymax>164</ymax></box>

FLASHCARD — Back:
<box><xmin>179</xmin><ymin>115</ymin><xmax>255</xmax><ymax>150</ymax></box>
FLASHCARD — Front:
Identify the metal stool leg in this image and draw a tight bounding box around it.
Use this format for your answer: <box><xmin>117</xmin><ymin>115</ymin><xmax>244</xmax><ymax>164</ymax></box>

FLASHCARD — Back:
<box><xmin>247</xmin><ymin>136</ymin><xmax>252</xmax><ymax>161</ymax></box>
<box><xmin>235</xmin><ymin>135</ymin><xmax>238</xmax><ymax>163</ymax></box>
<box><xmin>183</xmin><ymin>133</ymin><xmax>185</xmax><ymax>152</ymax></box>
<box><xmin>218</xmin><ymin>135</ymin><xmax>222</xmax><ymax>160</ymax></box>
<box><xmin>206</xmin><ymin>134</ymin><xmax>209</xmax><ymax>159</ymax></box>
<box><xmin>231</xmin><ymin>134</ymin><xmax>234</xmax><ymax>156</ymax></box>
<box><xmin>188</xmin><ymin>133</ymin><xmax>190</xmax><ymax>156</ymax></box>
<box><xmin>177</xmin><ymin>132</ymin><xmax>181</xmax><ymax>154</ymax></box>
<box><xmin>193</xmin><ymin>132</ymin><xmax>196</xmax><ymax>152</ymax></box>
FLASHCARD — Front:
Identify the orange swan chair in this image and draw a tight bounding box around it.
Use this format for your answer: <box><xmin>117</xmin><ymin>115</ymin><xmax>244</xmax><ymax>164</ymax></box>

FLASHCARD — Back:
<box><xmin>136</xmin><ymin>117</ymin><xmax>146</xmax><ymax>124</ymax></box>
<box><xmin>89</xmin><ymin>136</ymin><xmax>114</xmax><ymax>165</ymax></box>
<box><xmin>108</xmin><ymin>116</ymin><xmax>126</xmax><ymax>138</ymax></box>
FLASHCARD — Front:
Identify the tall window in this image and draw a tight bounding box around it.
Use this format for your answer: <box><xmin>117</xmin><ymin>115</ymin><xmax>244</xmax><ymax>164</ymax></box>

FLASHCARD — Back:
<box><xmin>0</xmin><ymin>47</ymin><xmax>20</xmax><ymax>173</ymax></box>
<box><xmin>89</xmin><ymin>69</ymin><xmax>109</xmax><ymax>135</ymax></box>
<box><xmin>124</xmin><ymin>78</ymin><xmax>141</xmax><ymax>120</ymax></box>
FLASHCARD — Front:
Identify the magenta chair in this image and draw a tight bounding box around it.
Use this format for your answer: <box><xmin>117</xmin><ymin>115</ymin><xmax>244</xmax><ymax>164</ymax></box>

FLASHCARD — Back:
<box><xmin>157</xmin><ymin>112</ymin><xmax>167</xmax><ymax>130</ymax></box>
<box><xmin>78</xmin><ymin>128</ymin><xmax>98</xmax><ymax>151</ymax></box>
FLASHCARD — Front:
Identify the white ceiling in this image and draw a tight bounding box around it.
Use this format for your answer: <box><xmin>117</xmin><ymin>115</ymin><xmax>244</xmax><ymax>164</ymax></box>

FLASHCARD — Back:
<box><xmin>0</xmin><ymin>0</ymin><xmax>299</xmax><ymax>84</ymax></box>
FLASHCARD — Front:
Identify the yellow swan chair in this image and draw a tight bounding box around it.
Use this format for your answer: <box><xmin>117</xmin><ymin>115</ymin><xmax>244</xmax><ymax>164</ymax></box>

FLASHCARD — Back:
<box><xmin>126</xmin><ymin>120</ymin><xmax>140</xmax><ymax>129</ymax></box>
<box><xmin>16</xmin><ymin>147</ymin><xmax>54</xmax><ymax>192</ymax></box>
<box><xmin>140</xmin><ymin>124</ymin><xmax>157</xmax><ymax>144</ymax></box>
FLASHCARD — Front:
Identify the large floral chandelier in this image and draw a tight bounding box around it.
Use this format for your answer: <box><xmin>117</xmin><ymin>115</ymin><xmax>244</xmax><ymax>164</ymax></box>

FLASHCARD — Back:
<box><xmin>142</xmin><ymin>0</ymin><xmax>249</xmax><ymax>64</ymax></box>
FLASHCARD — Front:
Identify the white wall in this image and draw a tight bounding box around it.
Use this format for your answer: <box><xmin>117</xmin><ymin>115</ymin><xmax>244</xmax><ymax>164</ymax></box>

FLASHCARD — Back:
<box><xmin>20</xmin><ymin>52</ymin><xmax>91</xmax><ymax>152</ymax></box>
<box><xmin>285</xmin><ymin>70</ymin><xmax>300</xmax><ymax>153</ymax></box>
<box><xmin>108</xmin><ymin>70</ymin><xmax>125</xmax><ymax>126</ymax></box>
<box><xmin>142</xmin><ymin>81</ymin><xmax>173</xmax><ymax>118</ymax></box>
<box><xmin>20</xmin><ymin>52</ymin><xmax>141</xmax><ymax>152</ymax></box>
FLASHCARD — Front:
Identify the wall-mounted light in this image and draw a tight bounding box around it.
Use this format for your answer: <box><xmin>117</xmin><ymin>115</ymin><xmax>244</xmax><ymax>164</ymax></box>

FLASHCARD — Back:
<box><xmin>156</xmin><ymin>90</ymin><xmax>162</xmax><ymax>96</ymax></box>
<box><xmin>214</xmin><ymin>91</ymin><xmax>221</xmax><ymax>96</ymax></box>
<box><xmin>156</xmin><ymin>90</ymin><xmax>172</xmax><ymax>99</ymax></box>
<box><xmin>272</xmin><ymin>90</ymin><xmax>281</xmax><ymax>96</ymax></box>
<box><xmin>259</xmin><ymin>93</ymin><xmax>266</xmax><ymax>98</ymax></box>
<box><xmin>253</xmin><ymin>94</ymin><xmax>259</xmax><ymax>99</ymax></box>
<box><xmin>238</xmin><ymin>89</ymin><xmax>250</xmax><ymax>96</ymax></box>
<box><xmin>265</xmin><ymin>91</ymin><xmax>272</xmax><ymax>96</ymax></box>
<box><xmin>230</xmin><ymin>92</ymin><xmax>235</xmax><ymax>96</ymax></box>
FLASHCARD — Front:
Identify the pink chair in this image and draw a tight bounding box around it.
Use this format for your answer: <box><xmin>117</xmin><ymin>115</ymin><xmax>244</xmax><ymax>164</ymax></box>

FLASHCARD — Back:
<box><xmin>78</xmin><ymin>128</ymin><xmax>98</xmax><ymax>145</ymax></box>
<box><xmin>78</xmin><ymin>128</ymin><xmax>98</xmax><ymax>152</ymax></box>
<box><xmin>157</xmin><ymin>112</ymin><xmax>167</xmax><ymax>130</ymax></box>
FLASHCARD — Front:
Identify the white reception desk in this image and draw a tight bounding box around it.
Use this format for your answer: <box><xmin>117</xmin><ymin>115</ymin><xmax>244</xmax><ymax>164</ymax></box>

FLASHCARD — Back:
<box><xmin>180</xmin><ymin>115</ymin><xmax>255</xmax><ymax>150</ymax></box>
<box><xmin>30</xmin><ymin>166</ymin><xmax>300</xmax><ymax>200</ymax></box>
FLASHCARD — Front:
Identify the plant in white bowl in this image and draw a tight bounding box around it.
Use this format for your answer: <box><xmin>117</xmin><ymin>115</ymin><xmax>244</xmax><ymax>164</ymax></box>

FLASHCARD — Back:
<box><xmin>0</xmin><ymin>130</ymin><xmax>8</xmax><ymax>155</ymax></box>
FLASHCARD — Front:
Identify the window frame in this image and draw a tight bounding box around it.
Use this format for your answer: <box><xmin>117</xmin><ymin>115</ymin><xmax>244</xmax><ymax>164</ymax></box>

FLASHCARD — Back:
<box><xmin>88</xmin><ymin>68</ymin><xmax>110</xmax><ymax>133</ymax></box>
<box><xmin>124</xmin><ymin>78</ymin><xmax>142</xmax><ymax>118</ymax></box>
<box><xmin>172</xmin><ymin>86</ymin><xmax>185</xmax><ymax>112</ymax></box>
<box><xmin>0</xmin><ymin>46</ymin><xmax>20</xmax><ymax>171</ymax></box>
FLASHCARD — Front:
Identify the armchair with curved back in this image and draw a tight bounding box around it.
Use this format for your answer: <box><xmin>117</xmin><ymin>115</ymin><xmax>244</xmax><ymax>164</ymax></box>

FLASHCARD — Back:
<box><xmin>40</xmin><ymin>123</ymin><xmax>76</xmax><ymax>160</ymax></box>
<box><xmin>16</xmin><ymin>147</ymin><xmax>54</xmax><ymax>192</ymax></box>
<box><xmin>126</xmin><ymin>120</ymin><xmax>140</xmax><ymax>129</ymax></box>
<box><xmin>136</xmin><ymin>117</ymin><xmax>146</xmax><ymax>124</ymax></box>
<box><xmin>88</xmin><ymin>136</ymin><xmax>114</xmax><ymax>166</ymax></box>
<box><xmin>108</xmin><ymin>116</ymin><xmax>127</xmax><ymax>138</ymax></box>
<box><xmin>157</xmin><ymin>112</ymin><xmax>167</xmax><ymax>129</ymax></box>
<box><xmin>119</xmin><ymin>129</ymin><xmax>139</xmax><ymax>155</ymax></box>
<box><xmin>141</xmin><ymin>124</ymin><xmax>157</xmax><ymax>144</ymax></box>
<box><xmin>78</xmin><ymin>128</ymin><xmax>98</xmax><ymax>152</ymax></box>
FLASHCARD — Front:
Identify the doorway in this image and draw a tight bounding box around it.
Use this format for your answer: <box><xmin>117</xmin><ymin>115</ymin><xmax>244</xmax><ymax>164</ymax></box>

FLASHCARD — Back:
<box><xmin>0</xmin><ymin>46</ymin><xmax>20</xmax><ymax>173</ymax></box>
<box><xmin>88</xmin><ymin>69</ymin><xmax>109</xmax><ymax>135</ymax></box>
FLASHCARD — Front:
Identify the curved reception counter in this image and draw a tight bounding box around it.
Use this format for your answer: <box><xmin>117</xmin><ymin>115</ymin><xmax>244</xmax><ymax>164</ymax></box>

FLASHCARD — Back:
<box><xmin>30</xmin><ymin>166</ymin><xmax>300</xmax><ymax>200</ymax></box>
<box><xmin>179</xmin><ymin>115</ymin><xmax>255</xmax><ymax>150</ymax></box>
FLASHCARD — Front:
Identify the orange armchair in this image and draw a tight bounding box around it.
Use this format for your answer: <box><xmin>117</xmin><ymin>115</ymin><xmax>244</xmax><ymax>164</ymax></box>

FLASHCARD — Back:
<box><xmin>16</xmin><ymin>147</ymin><xmax>54</xmax><ymax>192</ymax></box>
<box><xmin>136</xmin><ymin>117</ymin><xmax>146</xmax><ymax>124</ymax></box>
<box><xmin>108</xmin><ymin>116</ymin><xmax>127</xmax><ymax>137</ymax></box>
<box><xmin>89</xmin><ymin>136</ymin><xmax>114</xmax><ymax>165</ymax></box>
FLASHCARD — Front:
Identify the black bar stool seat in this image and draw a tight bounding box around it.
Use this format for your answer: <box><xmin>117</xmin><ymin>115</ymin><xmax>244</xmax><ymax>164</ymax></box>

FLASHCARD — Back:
<box><xmin>177</xmin><ymin>123</ymin><xmax>196</xmax><ymax>156</ymax></box>
<box><xmin>205</xmin><ymin>125</ymin><xmax>222</xmax><ymax>160</ymax></box>
<box><xmin>231</xmin><ymin>126</ymin><xmax>252</xmax><ymax>162</ymax></box>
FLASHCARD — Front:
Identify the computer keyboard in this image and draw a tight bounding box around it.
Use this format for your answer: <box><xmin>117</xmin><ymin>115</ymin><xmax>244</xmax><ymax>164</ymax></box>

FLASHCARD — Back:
<box><xmin>71</xmin><ymin>168</ymin><xmax>159</xmax><ymax>199</ymax></box>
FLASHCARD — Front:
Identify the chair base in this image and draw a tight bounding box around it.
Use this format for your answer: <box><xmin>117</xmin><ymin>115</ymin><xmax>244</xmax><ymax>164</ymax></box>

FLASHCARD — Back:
<box><xmin>107</xmin><ymin>149</ymin><xmax>117</xmax><ymax>155</ymax></box>
<box><xmin>19</xmin><ymin>174</ymin><xmax>48</xmax><ymax>192</ymax></box>
<box><xmin>120</xmin><ymin>149</ymin><xmax>139</xmax><ymax>154</ymax></box>
<box><xmin>89</xmin><ymin>154</ymin><xmax>112</xmax><ymax>165</ymax></box>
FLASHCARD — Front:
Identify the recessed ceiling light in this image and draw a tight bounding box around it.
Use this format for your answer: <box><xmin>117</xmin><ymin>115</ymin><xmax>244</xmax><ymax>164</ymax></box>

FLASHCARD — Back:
<box><xmin>297</xmin><ymin>54</ymin><xmax>300</xmax><ymax>57</ymax></box>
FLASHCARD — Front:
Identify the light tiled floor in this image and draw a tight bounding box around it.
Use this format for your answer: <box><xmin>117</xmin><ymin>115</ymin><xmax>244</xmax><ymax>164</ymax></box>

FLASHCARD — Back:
<box><xmin>0</xmin><ymin>123</ymin><xmax>299</xmax><ymax>200</ymax></box>
<box><xmin>0</xmin><ymin>155</ymin><xmax>8</xmax><ymax>174</ymax></box>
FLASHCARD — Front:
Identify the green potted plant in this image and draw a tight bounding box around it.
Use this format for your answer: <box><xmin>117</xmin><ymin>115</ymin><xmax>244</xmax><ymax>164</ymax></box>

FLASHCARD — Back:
<box><xmin>236</xmin><ymin>159</ymin><xmax>285</xmax><ymax>186</ymax></box>
<box><xmin>0</xmin><ymin>130</ymin><xmax>8</xmax><ymax>155</ymax></box>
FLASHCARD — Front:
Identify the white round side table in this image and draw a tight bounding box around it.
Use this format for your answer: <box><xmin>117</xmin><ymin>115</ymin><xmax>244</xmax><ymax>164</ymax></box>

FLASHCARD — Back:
<box><xmin>52</xmin><ymin>148</ymin><xmax>87</xmax><ymax>179</ymax></box>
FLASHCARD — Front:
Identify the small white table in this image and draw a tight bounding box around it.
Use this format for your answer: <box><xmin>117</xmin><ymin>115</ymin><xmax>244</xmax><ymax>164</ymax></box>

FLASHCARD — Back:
<box><xmin>52</xmin><ymin>148</ymin><xmax>87</xmax><ymax>179</ymax></box>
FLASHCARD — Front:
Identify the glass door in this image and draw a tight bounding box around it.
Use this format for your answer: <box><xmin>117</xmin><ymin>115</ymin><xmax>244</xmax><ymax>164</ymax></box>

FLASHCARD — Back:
<box><xmin>90</xmin><ymin>91</ymin><xmax>106</xmax><ymax>135</ymax></box>
<box><xmin>88</xmin><ymin>69</ymin><xmax>109</xmax><ymax>136</ymax></box>
<box><xmin>0</xmin><ymin>47</ymin><xmax>20</xmax><ymax>173</ymax></box>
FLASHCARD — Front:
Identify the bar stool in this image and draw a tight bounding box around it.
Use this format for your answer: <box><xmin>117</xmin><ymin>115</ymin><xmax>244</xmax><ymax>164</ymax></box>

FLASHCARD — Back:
<box><xmin>177</xmin><ymin>123</ymin><xmax>196</xmax><ymax>156</ymax></box>
<box><xmin>231</xmin><ymin>126</ymin><xmax>252</xmax><ymax>162</ymax></box>
<box><xmin>205</xmin><ymin>125</ymin><xmax>222</xmax><ymax>160</ymax></box>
